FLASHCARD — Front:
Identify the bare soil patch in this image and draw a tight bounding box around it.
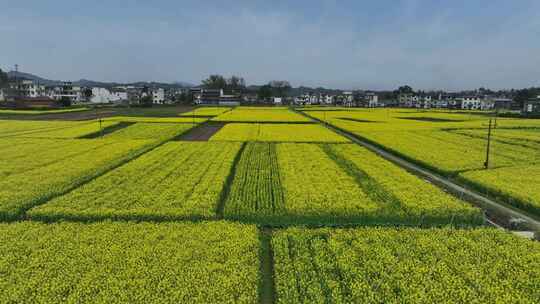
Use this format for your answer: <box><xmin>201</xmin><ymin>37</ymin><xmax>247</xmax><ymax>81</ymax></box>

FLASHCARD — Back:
<box><xmin>177</xmin><ymin>122</ymin><xmax>226</xmax><ymax>141</ymax></box>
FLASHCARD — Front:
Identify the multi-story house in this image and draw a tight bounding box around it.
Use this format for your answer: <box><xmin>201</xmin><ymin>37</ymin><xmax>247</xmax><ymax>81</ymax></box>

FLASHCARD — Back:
<box><xmin>90</xmin><ymin>87</ymin><xmax>128</xmax><ymax>104</ymax></box>
<box><xmin>13</xmin><ymin>80</ymin><xmax>46</xmax><ymax>97</ymax></box>
<box><xmin>493</xmin><ymin>98</ymin><xmax>514</xmax><ymax>110</ymax></box>
<box><xmin>365</xmin><ymin>92</ymin><xmax>379</xmax><ymax>107</ymax></box>
<box><xmin>398</xmin><ymin>93</ymin><xmax>413</xmax><ymax>107</ymax></box>
<box><xmin>460</xmin><ymin>96</ymin><xmax>494</xmax><ymax>110</ymax></box>
<box><xmin>49</xmin><ymin>82</ymin><xmax>82</xmax><ymax>102</ymax></box>
<box><xmin>191</xmin><ymin>88</ymin><xmax>241</xmax><ymax>105</ymax></box>
<box><xmin>311</xmin><ymin>94</ymin><xmax>320</xmax><ymax>105</ymax></box>
<box><xmin>7</xmin><ymin>79</ymin><xmax>46</xmax><ymax>98</ymax></box>
<box><xmin>524</xmin><ymin>98</ymin><xmax>540</xmax><ymax>114</ymax></box>
<box><xmin>151</xmin><ymin>88</ymin><xmax>165</xmax><ymax>104</ymax></box>
<box><xmin>342</xmin><ymin>92</ymin><xmax>354</xmax><ymax>107</ymax></box>
<box><xmin>319</xmin><ymin>94</ymin><xmax>334</xmax><ymax>105</ymax></box>
<box><xmin>294</xmin><ymin>95</ymin><xmax>310</xmax><ymax>105</ymax></box>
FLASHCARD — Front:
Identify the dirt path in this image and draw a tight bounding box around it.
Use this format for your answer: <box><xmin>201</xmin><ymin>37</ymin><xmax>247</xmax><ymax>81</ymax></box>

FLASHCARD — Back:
<box><xmin>178</xmin><ymin>122</ymin><xmax>226</xmax><ymax>141</ymax></box>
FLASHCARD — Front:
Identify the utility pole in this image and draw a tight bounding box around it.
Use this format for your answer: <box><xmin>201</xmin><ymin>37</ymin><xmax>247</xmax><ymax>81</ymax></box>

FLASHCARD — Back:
<box><xmin>484</xmin><ymin>119</ymin><xmax>493</xmax><ymax>169</ymax></box>
<box><xmin>95</xmin><ymin>106</ymin><xmax>103</xmax><ymax>137</ymax></box>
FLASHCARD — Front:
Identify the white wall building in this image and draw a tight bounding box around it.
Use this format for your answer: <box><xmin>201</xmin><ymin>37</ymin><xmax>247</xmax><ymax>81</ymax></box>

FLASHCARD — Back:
<box><xmin>343</xmin><ymin>92</ymin><xmax>354</xmax><ymax>105</ymax></box>
<box><xmin>461</xmin><ymin>96</ymin><xmax>494</xmax><ymax>110</ymax></box>
<box><xmin>322</xmin><ymin>95</ymin><xmax>334</xmax><ymax>105</ymax></box>
<box><xmin>10</xmin><ymin>80</ymin><xmax>46</xmax><ymax>97</ymax></box>
<box><xmin>366</xmin><ymin>93</ymin><xmax>379</xmax><ymax>107</ymax></box>
<box><xmin>294</xmin><ymin>95</ymin><xmax>309</xmax><ymax>105</ymax></box>
<box><xmin>152</xmin><ymin>88</ymin><xmax>165</xmax><ymax>104</ymax></box>
<box><xmin>90</xmin><ymin>87</ymin><xmax>127</xmax><ymax>104</ymax></box>
<box><xmin>50</xmin><ymin>82</ymin><xmax>82</xmax><ymax>102</ymax></box>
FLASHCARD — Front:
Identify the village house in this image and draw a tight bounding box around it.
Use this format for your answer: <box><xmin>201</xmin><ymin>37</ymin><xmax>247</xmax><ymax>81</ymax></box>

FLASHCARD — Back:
<box><xmin>90</xmin><ymin>87</ymin><xmax>128</xmax><ymax>104</ymax></box>
<box><xmin>364</xmin><ymin>92</ymin><xmax>379</xmax><ymax>107</ymax></box>
<box><xmin>293</xmin><ymin>94</ymin><xmax>310</xmax><ymax>105</ymax></box>
<box><xmin>492</xmin><ymin>97</ymin><xmax>514</xmax><ymax>110</ymax></box>
<box><xmin>190</xmin><ymin>88</ymin><xmax>241</xmax><ymax>105</ymax></box>
<box><xmin>523</xmin><ymin>98</ymin><xmax>540</xmax><ymax>114</ymax></box>
<box><xmin>398</xmin><ymin>93</ymin><xmax>413</xmax><ymax>106</ymax></box>
<box><xmin>48</xmin><ymin>82</ymin><xmax>82</xmax><ymax>103</ymax></box>
<box><xmin>11</xmin><ymin>79</ymin><xmax>46</xmax><ymax>98</ymax></box>
<box><xmin>460</xmin><ymin>96</ymin><xmax>494</xmax><ymax>110</ymax></box>
<box><xmin>151</xmin><ymin>88</ymin><xmax>165</xmax><ymax>104</ymax></box>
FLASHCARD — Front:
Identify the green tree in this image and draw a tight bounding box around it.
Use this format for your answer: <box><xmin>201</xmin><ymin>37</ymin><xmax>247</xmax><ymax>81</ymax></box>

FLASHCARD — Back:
<box><xmin>58</xmin><ymin>96</ymin><xmax>72</xmax><ymax>107</ymax></box>
<box><xmin>139</xmin><ymin>95</ymin><xmax>153</xmax><ymax>107</ymax></box>
<box><xmin>257</xmin><ymin>85</ymin><xmax>273</xmax><ymax>101</ymax></box>
<box><xmin>397</xmin><ymin>85</ymin><xmax>414</xmax><ymax>94</ymax></box>
<box><xmin>175</xmin><ymin>92</ymin><xmax>190</xmax><ymax>105</ymax></box>
<box><xmin>82</xmin><ymin>88</ymin><xmax>93</xmax><ymax>102</ymax></box>
<box><xmin>269</xmin><ymin>80</ymin><xmax>291</xmax><ymax>97</ymax></box>
<box><xmin>202</xmin><ymin>75</ymin><xmax>227</xmax><ymax>89</ymax></box>
<box><xmin>227</xmin><ymin>76</ymin><xmax>246</xmax><ymax>90</ymax></box>
<box><xmin>514</xmin><ymin>88</ymin><xmax>536</xmax><ymax>108</ymax></box>
<box><xmin>0</xmin><ymin>68</ymin><xmax>8</xmax><ymax>88</ymax></box>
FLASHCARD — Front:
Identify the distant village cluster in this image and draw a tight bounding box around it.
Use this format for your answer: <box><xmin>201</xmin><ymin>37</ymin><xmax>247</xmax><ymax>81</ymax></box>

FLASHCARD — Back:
<box><xmin>0</xmin><ymin>79</ymin><xmax>169</xmax><ymax>108</ymax></box>
<box><xmin>1</xmin><ymin>69</ymin><xmax>539</xmax><ymax>114</ymax></box>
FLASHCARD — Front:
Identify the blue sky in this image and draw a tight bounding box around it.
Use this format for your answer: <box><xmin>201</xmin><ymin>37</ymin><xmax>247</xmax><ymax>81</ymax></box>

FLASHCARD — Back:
<box><xmin>1</xmin><ymin>0</ymin><xmax>539</xmax><ymax>90</ymax></box>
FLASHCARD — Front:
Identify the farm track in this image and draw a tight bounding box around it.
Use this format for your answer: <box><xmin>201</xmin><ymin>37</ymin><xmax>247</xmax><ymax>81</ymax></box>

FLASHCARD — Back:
<box><xmin>294</xmin><ymin>109</ymin><xmax>540</xmax><ymax>233</ymax></box>
<box><xmin>177</xmin><ymin>122</ymin><xmax>226</xmax><ymax>141</ymax></box>
<box><xmin>259</xmin><ymin>227</ymin><xmax>276</xmax><ymax>304</ymax></box>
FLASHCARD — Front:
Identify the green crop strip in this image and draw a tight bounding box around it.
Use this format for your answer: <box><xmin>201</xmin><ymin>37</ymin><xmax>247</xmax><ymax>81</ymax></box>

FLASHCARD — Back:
<box><xmin>224</xmin><ymin>142</ymin><xmax>286</xmax><ymax>221</ymax></box>
<box><xmin>322</xmin><ymin>144</ymin><xmax>405</xmax><ymax>214</ymax></box>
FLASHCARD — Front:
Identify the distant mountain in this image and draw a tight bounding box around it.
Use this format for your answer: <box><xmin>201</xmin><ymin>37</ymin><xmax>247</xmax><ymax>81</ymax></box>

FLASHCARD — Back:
<box><xmin>173</xmin><ymin>81</ymin><xmax>195</xmax><ymax>87</ymax></box>
<box><xmin>6</xmin><ymin>71</ymin><xmax>194</xmax><ymax>88</ymax></box>
<box><xmin>7</xmin><ymin>71</ymin><xmax>61</xmax><ymax>86</ymax></box>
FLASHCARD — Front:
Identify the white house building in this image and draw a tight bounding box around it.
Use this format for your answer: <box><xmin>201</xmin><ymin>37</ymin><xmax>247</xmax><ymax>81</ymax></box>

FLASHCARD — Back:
<box><xmin>461</xmin><ymin>96</ymin><xmax>494</xmax><ymax>110</ymax></box>
<box><xmin>294</xmin><ymin>95</ymin><xmax>309</xmax><ymax>105</ymax></box>
<box><xmin>9</xmin><ymin>80</ymin><xmax>46</xmax><ymax>98</ymax></box>
<box><xmin>152</xmin><ymin>88</ymin><xmax>165</xmax><ymax>104</ymax></box>
<box><xmin>342</xmin><ymin>92</ymin><xmax>354</xmax><ymax>107</ymax></box>
<box><xmin>90</xmin><ymin>87</ymin><xmax>127</xmax><ymax>104</ymax></box>
<box><xmin>365</xmin><ymin>92</ymin><xmax>379</xmax><ymax>107</ymax></box>
<box><xmin>49</xmin><ymin>82</ymin><xmax>82</xmax><ymax>103</ymax></box>
<box><xmin>309</xmin><ymin>94</ymin><xmax>320</xmax><ymax>105</ymax></box>
<box><xmin>20</xmin><ymin>80</ymin><xmax>45</xmax><ymax>97</ymax></box>
<box><xmin>318</xmin><ymin>94</ymin><xmax>334</xmax><ymax>105</ymax></box>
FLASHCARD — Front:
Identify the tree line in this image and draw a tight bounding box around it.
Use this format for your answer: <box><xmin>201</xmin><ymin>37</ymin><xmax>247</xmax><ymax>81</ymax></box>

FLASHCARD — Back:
<box><xmin>200</xmin><ymin>75</ymin><xmax>291</xmax><ymax>99</ymax></box>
